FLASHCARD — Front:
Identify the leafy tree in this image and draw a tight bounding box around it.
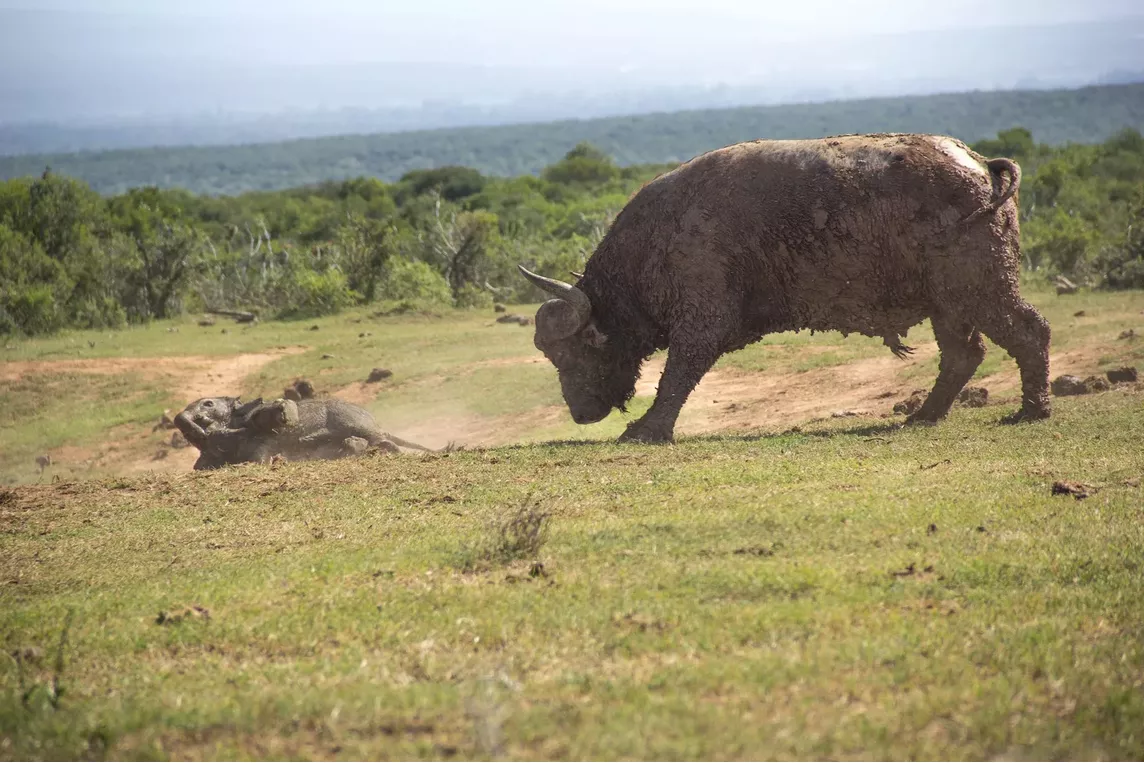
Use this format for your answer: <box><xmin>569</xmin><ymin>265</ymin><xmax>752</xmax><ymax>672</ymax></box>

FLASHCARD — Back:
<box><xmin>1024</xmin><ymin>209</ymin><xmax>1097</xmax><ymax>275</ymax></box>
<box><xmin>542</xmin><ymin>142</ymin><xmax>620</xmax><ymax>186</ymax></box>
<box><xmin>972</xmin><ymin>126</ymin><xmax>1036</xmax><ymax>160</ymax></box>
<box><xmin>1094</xmin><ymin>189</ymin><xmax>1144</xmax><ymax>288</ymax></box>
<box><xmin>111</xmin><ymin>188</ymin><xmax>205</xmax><ymax>320</ymax></box>
<box><xmin>0</xmin><ymin>224</ymin><xmax>68</xmax><ymax>335</ymax></box>
<box><xmin>396</xmin><ymin>166</ymin><xmax>486</xmax><ymax>203</ymax></box>
<box><xmin>336</xmin><ymin>214</ymin><xmax>395</xmax><ymax>303</ymax></box>
<box><xmin>426</xmin><ymin>199</ymin><xmax>502</xmax><ymax>303</ymax></box>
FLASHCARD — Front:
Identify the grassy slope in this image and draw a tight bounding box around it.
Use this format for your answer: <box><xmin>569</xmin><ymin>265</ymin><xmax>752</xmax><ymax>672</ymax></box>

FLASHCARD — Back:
<box><xmin>2</xmin><ymin>83</ymin><xmax>1143</xmax><ymax>195</ymax></box>
<box><xmin>2</xmin><ymin>288</ymin><xmax>1144</xmax><ymax>759</ymax></box>
<box><xmin>2</xmin><ymin>393</ymin><xmax>1144</xmax><ymax>759</ymax></box>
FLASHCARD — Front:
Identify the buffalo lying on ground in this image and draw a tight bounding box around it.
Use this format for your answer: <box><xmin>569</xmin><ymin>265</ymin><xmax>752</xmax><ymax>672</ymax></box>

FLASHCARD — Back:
<box><xmin>174</xmin><ymin>396</ymin><xmax>438</xmax><ymax>469</ymax></box>
<box><xmin>519</xmin><ymin>133</ymin><xmax>1051</xmax><ymax>443</ymax></box>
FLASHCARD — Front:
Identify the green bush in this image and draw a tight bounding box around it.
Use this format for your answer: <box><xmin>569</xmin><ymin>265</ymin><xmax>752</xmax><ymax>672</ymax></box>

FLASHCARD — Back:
<box><xmin>3</xmin><ymin>125</ymin><xmax>1144</xmax><ymax>337</ymax></box>
<box><xmin>0</xmin><ymin>284</ymin><xmax>64</xmax><ymax>335</ymax></box>
<box><xmin>542</xmin><ymin>142</ymin><xmax>620</xmax><ymax>186</ymax></box>
<box><xmin>378</xmin><ymin>258</ymin><xmax>452</xmax><ymax>306</ymax></box>
<box><xmin>277</xmin><ymin>268</ymin><xmax>356</xmax><ymax>319</ymax></box>
<box><xmin>68</xmin><ymin>295</ymin><xmax>127</xmax><ymax>331</ymax></box>
<box><xmin>453</xmin><ymin>282</ymin><xmax>493</xmax><ymax>309</ymax></box>
<box><xmin>1094</xmin><ymin>194</ymin><xmax>1144</xmax><ymax>288</ymax></box>
<box><xmin>1023</xmin><ymin>209</ymin><xmax>1098</xmax><ymax>276</ymax></box>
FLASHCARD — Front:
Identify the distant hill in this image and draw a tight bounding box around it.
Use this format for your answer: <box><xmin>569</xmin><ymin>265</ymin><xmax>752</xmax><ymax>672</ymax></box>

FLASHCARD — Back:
<box><xmin>2</xmin><ymin>83</ymin><xmax>1143</xmax><ymax>196</ymax></box>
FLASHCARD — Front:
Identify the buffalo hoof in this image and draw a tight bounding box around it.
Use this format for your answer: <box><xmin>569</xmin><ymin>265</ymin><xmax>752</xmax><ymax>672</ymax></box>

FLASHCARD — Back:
<box><xmin>903</xmin><ymin>411</ymin><xmax>942</xmax><ymax>427</ymax></box>
<box><xmin>1000</xmin><ymin>405</ymin><xmax>1051</xmax><ymax>424</ymax></box>
<box><xmin>617</xmin><ymin>423</ymin><xmax>674</xmax><ymax>444</ymax></box>
<box><xmin>901</xmin><ymin>414</ymin><xmax>938</xmax><ymax>427</ymax></box>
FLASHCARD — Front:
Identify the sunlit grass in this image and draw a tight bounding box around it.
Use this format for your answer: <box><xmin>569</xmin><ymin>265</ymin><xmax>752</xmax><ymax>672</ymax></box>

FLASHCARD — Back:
<box><xmin>2</xmin><ymin>388</ymin><xmax>1143</xmax><ymax>759</ymax></box>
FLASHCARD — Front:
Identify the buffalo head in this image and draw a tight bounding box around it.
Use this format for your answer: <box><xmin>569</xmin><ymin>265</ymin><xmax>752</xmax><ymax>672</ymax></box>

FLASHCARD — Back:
<box><xmin>173</xmin><ymin>396</ymin><xmax>263</xmax><ymax>446</ymax></box>
<box><xmin>518</xmin><ymin>265</ymin><xmax>639</xmax><ymax>424</ymax></box>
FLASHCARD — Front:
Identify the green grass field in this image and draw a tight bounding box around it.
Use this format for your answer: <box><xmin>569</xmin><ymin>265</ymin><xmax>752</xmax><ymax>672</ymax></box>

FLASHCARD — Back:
<box><xmin>2</xmin><ymin>287</ymin><xmax>1144</xmax><ymax>759</ymax></box>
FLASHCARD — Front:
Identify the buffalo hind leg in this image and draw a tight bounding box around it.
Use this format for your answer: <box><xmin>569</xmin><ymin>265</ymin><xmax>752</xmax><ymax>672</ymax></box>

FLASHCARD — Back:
<box><xmin>907</xmin><ymin>316</ymin><xmax>986</xmax><ymax>424</ymax></box>
<box><xmin>619</xmin><ymin>342</ymin><xmax>720</xmax><ymax>444</ymax></box>
<box><xmin>977</xmin><ymin>298</ymin><xmax>1052</xmax><ymax>423</ymax></box>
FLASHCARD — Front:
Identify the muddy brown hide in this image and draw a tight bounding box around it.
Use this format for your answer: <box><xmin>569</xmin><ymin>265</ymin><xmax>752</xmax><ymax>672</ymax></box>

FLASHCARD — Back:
<box><xmin>173</xmin><ymin>397</ymin><xmax>251</xmax><ymax>449</ymax></box>
<box><xmin>174</xmin><ymin>396</ymin><xmax>438</xmax><ymax>470</ymax></box>
<box><xmin>174</xmin><ymin>397</ymin><xmax>298</xmax><ymax>470</ymax></box>
<box><xmin>521</xmin><ymin>133</ymin><xmax>1051</xmax><ymax>443</ymax></box>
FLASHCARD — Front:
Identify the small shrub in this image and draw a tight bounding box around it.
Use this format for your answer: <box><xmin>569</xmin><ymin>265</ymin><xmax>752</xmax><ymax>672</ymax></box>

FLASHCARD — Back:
<box><xmin>454</xmin><ymin>496</ymin><xmax>550</xmax><ymax>572</ymax></box>
<box><xmin>453</xmin><ymin>282</ymin><xmax>493</xmax><ymax>309</ymax></box>
<box><xmin>378</xmin><ymin>257</ymin><xmax>452</xmax><ymax>306</ymax></box>
<box><xmin>277</xmin><ymin>268</ymin><xmax>356</xmax><ymax>319</ymax></box>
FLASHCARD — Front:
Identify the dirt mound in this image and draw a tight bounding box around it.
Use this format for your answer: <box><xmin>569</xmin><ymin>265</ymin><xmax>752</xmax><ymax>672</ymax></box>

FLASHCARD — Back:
<box><xmin>1051</xmin><ymin>374</ymin><xmax>1110</xmax><ymax>396</ymax></box>
<box><xmin>956</xmin><ymin>386</ymin><xmax>989</xmax><ymax>407</ymax></box>
<box><xmin>282</xmin><ymin>378</ymin><xmax>316</xmax><ymax>401</ymax></box>
<box><xmin>1107</xmin><ymin>366</ymin><xmax>1138</xmax><ymax>384</ymax></box>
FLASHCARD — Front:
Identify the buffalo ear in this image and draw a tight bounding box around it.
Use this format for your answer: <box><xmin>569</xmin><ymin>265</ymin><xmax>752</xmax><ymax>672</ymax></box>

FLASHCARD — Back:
<box><xmin>583</xmin><ymin>323</ymin><xmax>608</xmax><ymax>348</ymax></box>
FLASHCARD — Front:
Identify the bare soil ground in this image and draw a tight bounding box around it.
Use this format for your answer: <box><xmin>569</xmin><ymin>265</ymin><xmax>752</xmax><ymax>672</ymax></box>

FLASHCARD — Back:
<box><xmin>1</xmin><ymin>350</ymin><xmax>305</xmax><ymax>403</ymax></box>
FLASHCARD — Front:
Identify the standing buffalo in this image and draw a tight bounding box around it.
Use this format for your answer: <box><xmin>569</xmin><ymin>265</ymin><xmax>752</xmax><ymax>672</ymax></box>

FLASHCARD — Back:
<box><xmin>519</xmin><ymin>133</ymin><xmax>1050</xmax><ymax>443</ymax></box>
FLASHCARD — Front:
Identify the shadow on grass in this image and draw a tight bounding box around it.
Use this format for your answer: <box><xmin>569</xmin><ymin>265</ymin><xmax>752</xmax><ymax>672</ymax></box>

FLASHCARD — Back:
<box><xmin>494</xmin><ymin>420</ymin><xmax>910</xmax><ymax>451</ymax></box>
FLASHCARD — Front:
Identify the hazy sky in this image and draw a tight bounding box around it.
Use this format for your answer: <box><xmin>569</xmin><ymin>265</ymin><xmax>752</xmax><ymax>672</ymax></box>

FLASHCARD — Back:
<box><xmin>3</xmin><ymin>0</ymin><xmax>1142</xmax><ymax>69</ymax></box>
<box><xmin>2</xmin><ymin>0</ymin><xmax>1142</xmax><ymax>123</ymax></box>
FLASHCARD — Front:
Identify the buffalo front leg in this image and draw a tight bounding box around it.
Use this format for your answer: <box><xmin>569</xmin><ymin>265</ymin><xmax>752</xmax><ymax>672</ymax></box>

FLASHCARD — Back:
<box><xmin>618</xmin><ymin>343</ymin><xmax>719</xmax><ymax>444</ymax></box>
<box><xmin>907</xmin><ymin>316</ymin><xmax>986</xmax><ymax>424</ymax></box>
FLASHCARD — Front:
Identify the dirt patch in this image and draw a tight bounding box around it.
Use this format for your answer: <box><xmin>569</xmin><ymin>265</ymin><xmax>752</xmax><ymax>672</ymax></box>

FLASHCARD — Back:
<box><xmin>634</xmin><ymin>344</ymin><xmax>939</xmax><ymax>437</ymax></box>
<box><xmin>380</xmin><ymin>407</ymin><xmax>570</xmax><ymax>451</ymax></box>
<box><xmin>335</xmin><ymin>382</ymin><xmax>381</xmax><ymax>407</ymax></box>
<box><xmin>331</xmin><ymin>355</ymin><xmax>546</xmax><ymax>418</ymax></box>
<box><xmin>1052</xmin><ymin>480</ymin><xmax>1095</xmax><ymax>500</ymax></box>
<box><xmin>353</xmin><ymin>337</ymin><xmax>1093</xmax><ymax>448</ymax></box>
<box><xmin>976</xmin><ymin>343</ymin><xmax>1121</xmax><ymax>395</ymax></box>
<box><xmin>3</xmin><ymin>349</ymin><xmax>306</xmax><ymax>403</ymax></box>
<box><xmin>23</xmin><ymin>329</ymin><xmax>1144</xmax><ymax>474</ymax></box>
<box><xmin>171</xmin><ymin>349</ymin><xmax>307</xmax><ymax>402</ymax></box>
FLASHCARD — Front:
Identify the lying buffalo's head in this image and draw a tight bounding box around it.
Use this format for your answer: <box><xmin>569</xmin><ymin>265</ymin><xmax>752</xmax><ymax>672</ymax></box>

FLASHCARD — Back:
<box><xmin>174</xmin><ymin>396</ymin><xmax>263</xmax><ymax>446</ymax></box>
<box><xmin>518</xmin><ymin>265</ymin><xmax>640</xmax><ymax>425</ymax></box>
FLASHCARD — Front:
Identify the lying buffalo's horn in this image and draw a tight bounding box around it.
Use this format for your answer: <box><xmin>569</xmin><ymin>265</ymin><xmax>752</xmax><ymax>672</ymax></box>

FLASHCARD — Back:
<box><xmin>173</xmin><ymin>411</ymin><xmax>208</xmax><ymax>447</ymax></box>
<box><xmin>518</xmin><ymin>264</ymin><xmax>592</xmax><ymax>340</ymax></box>
<box><xmin>569</xmin><ymin>270</ymin><xmax>584</xmax><ymax>279</ymax></box>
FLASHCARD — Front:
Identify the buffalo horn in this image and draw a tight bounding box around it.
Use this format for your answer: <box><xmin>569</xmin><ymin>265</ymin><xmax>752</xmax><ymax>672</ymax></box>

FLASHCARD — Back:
<box><xmin>517</xmin><ymin>265</ymin><xmax>592</xmax><ymax>339</ymax></box>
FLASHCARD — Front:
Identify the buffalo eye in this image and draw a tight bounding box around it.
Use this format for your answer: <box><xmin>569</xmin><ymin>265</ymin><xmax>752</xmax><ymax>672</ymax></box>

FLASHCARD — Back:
<box><xmin>203</xmin><ymin>400</ymin><xmax>214</xmax><ymax>407</ymax></box>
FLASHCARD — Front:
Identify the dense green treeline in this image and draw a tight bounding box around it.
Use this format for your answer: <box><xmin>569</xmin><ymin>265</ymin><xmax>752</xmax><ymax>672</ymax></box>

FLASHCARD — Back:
<box><xmin>2</xmin><ymin>129</ymin><xmax>1142</xmax><ymax>337</ymax></box>
<box><xmin>1</xmin><ymin>84</ymin><xmax>1143</xmax><ymax>196</ymax></box>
